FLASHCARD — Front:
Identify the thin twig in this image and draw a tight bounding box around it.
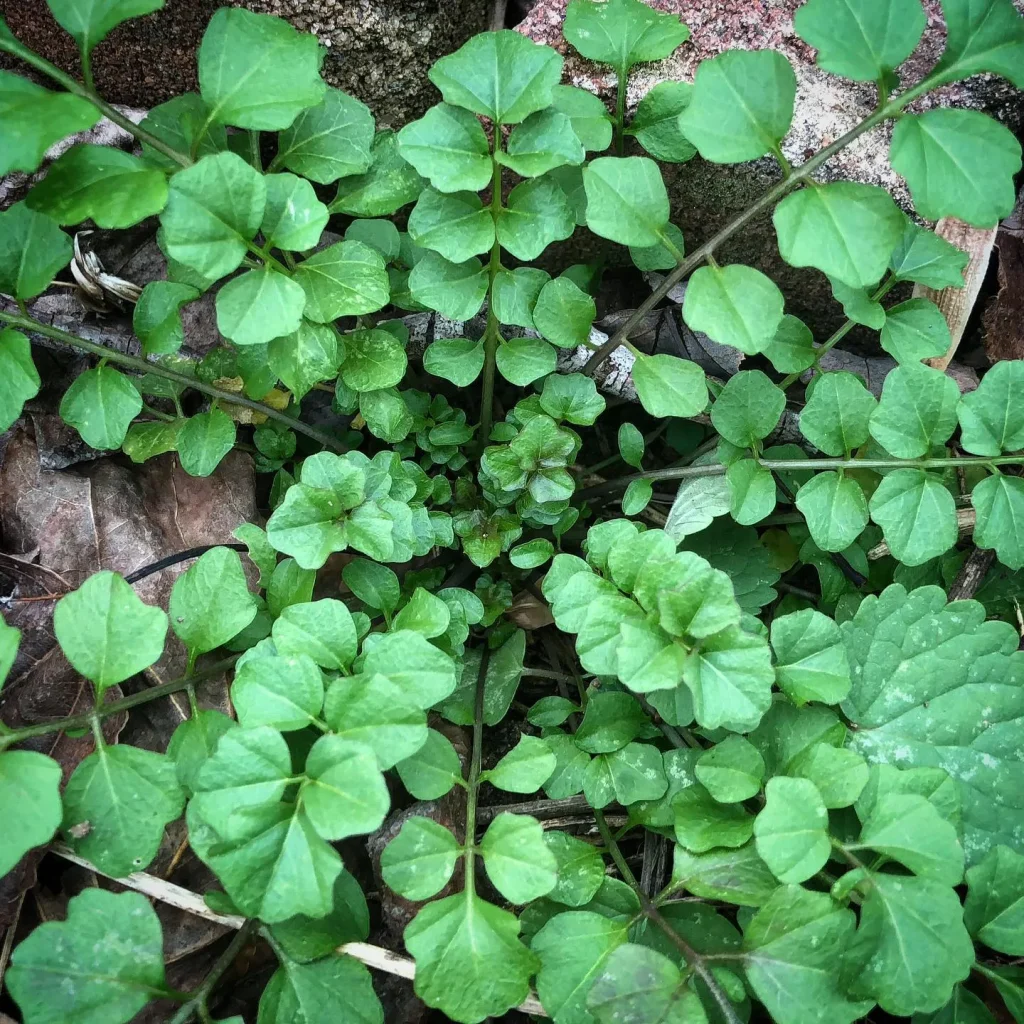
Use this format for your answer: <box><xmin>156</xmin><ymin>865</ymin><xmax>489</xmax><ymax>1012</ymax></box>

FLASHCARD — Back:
<box><xmin>168</xmin><ymin>919</ymin><xmax>258</xmax><ymax>1024</ymax></box>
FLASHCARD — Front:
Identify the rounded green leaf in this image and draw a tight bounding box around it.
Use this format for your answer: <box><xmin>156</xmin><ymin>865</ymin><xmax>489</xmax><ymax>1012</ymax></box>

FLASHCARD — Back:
<box><xmin>631</xmin><ymin>353</ymin><xmax>708</xmax><ymax>419</ymax></box>
<box><xmin>301</xmin><ymin>734</ymin><xmax>390</xmax><ymax>841</ymax></box>
<box><xmin>774</xmin><ymin>181</ymin><xmax>904</xmax><ymax>288</ymax></box>
<box><xmin>133</xmin><ymin>281</ymin><xmax>199</xmax><ymax>356</ymax></box>
<box><xmin>496</xmin><ymin>336</ymin><xmax>557</xmax><ymax>386</ymax></box>
<box><xmin>215</xmin><ymin>268</ymin><xmax>306</xmax><ymax>346</ymax></box>
<box><xmin>728</xmin><ymin>459</ymin><xmax>777</xmax><ymax>525</ymax></box>
<box><xmin>396</xmin><ymin>728</ymin><xmax>463</xmax><ymax>798</ymax></box>
<box><xmin>532</xmin><ymin>276</ymin><xmax>596</xmax><ymax>349</ymax></box>
<box><xmin>889</xmin><ymin>220</ymin><xmax>970</xmax><ymax>289</ymax></box>
<box><xmin>0</xmin><ymin>328</ymin><xmax>40</xmax><ymax>432</ymax></box>
<box><xmin>868</xmin><ymin>362</ymin><xmax>960</xmax><ymax>458</ymax></box>
<box><xmin>231</xmin><ymin>653</ymin><xmax>324</xmax><ymax>731</ymax></box>
<box><xmin>169</xmin><ymin>546</ymin><xmax>257</xmax><ymax>655</ymax></box>
<box><xmin>496</xmin><ymin>176</ymin><xmax>576</xmax><ymax>260</ymax></box>
<box><xmin>178</xmin><ymin>407</ymin><xmax>236</xmax><ymax>477</ymax></box>
<box><xmin>753</xmin><ymin>776</ymin><xmax>831</xmax><ymax>883</ymax></box>
<box><xmin>330</xmin><ymin>129</ymin><xmax>426</xmax><ymax>217</ymax></box>
<box><xmin>684</xmin><ymin>263</ymin><xmax>784</xmax><ymax>355</ymax></box>
<box><xmin>710</xmin><ymin>370</ymin><xmax>785</xmax><ymax>449</ymax></box>
<box><xmin>583</xmin><ymin>156</ymin><xmax>669</xmax><ymax>246</ymax></box>
<box><xmin>869</xmin><ymin>468</ymin><xmax>958</xmax><ymax>566</ymax></box>
<box><xmin>26</xmin><ymin>145</ymin><xmax>168</xmax><ymax>228</ymax></box>
<box><xmin>680</xmin><ymin>49</ymin><xmax>796</xmax><ymax>162</ymax></box>
<box><xmin>890</xmin><ymin>109</ymin><xmax>1021</xmax><ymax>227</ymax></box>
<box><xmin>481</xmin><ymin>812</ymin><xmax>558</xmax><ymax>903</ymax></box>
<box><xmin>258</xmin><ymin>955</ymin><xmax>382</xmax><ymax>1024</ymax></box>
<box><xmin>544</xmin><ymin>833</ymin><xmax>607</xmax><ymax>906</ymax></box>
<box><xmin>509</xmin><ymin>538</ymin><xmax>555</xmax><ymax>569</ymax></box>
<box><xmin>273</xmin><ymin>598</ymin><xmax>357</xmax><ymax>670</ymax></box>
<box><xmin>398</xmin><ymin>102</ymin><xmax>491</xmax><ymax>192</ymax></box>
<box><xmin>673</xmin><ymin>784</ymin><xmax>754</xmax><ymax>852</ymax></box>
<box><xmin>629</xmin><ymin>222</ymin><xmax>685</xmax><ymax>270</ymax></box>
<box><xmin>958</xmin><ymin>359</ymin><xmax>1024</xmax><ymax>456</ymax></box>
<box><xmin>261</xmin><ymin>173</ymin><xmax>329</xmax><ymax>251</ymax></box>
<box><xmin>408</xmin><ymin>251</ymin><xmax>488</xmax><ymax>320</ymax></box>
<box><xmin>60</xmin><ymin>365</ymin><xmax>142</xmax><ymax>451</ymax></box>
<box><xmin>879</xmin><ymin>297</ymin><xmax>951</xmax><ymax>364</ymax></box>
<box><xmin>564</xmin><ymin>0</ymin><xmax>690</xmax><ymax>75</ymax></box>
<box><xmin>292</xmin><ymin>240</ymin><xmax>389</xmax><ymax>322</ymax></box>
<box><xmin>587</xmin><ymin>943</ymin><xmax>702</xmax><ymax>1024</ymax></box>
<box><xmin>965</xmin><ymin>845</ymin><xmax>1024</xmax><ymax>954</ymax></box>
<box><xmin>500</xmin><ymin>109</ymin><xmax>585</xmax><ymax>177</ymax></box>
<box><xmin>771</xmin><ymin>608</ymin><xmax>851</xmax><ymax>705</ymax></box>
<box><xmin>539</xmin><ymin>371</ymin><xmax>606</xmax><ymax>425</ymax></box>
<box><xmin>629</xmin><ymin>82</ymin><xmax>695</xmax><ymax>163</ymax></box>
<box><xmin>408</xmin><ymin>188</ymin><xmax>494</xmax><ymax>262</ymax></box>
<box><xmin>423</xmin><ymin>337</ymin><xmax>486</xmax><ymax>386</ymax></box>
<box><xmin>795</xmin><ymin>471</ymin><xmax>869</xmax><ymax>552</ymax></box>
<box><xmin>381</xmin><ymin>816</ymin><xmax>460</xmax><ymax>900</ymax></box>
<box><xmin>54</xmin><ymin>571</ymin><xmax>167</xmax><ymax>694</ymax></box>
<box><xmin>695</xmin><ymin>735</ymin><xmax>765</xmax><ymax>803</ymax></box>
<box><xmin>800</xmin><ymin>371</ymin><xmax>876</xmax><ymax>456</ymax></box>
<box><xmin>0</xmin><ymin>202</ymin><xmax>72</xmax><ymax>300</ymax></box>
<box><xmin>552</xmin><ymin>84</ymin><xmax>614</xmax><ymax>152</ymax></box>
<box><xmin>45</xmin><ymin>0</ymin><xmax>163</xmax><ymax>52</ymax></box>
<box><xmin>268</xmin><ymin>320</ymin><xmax>339</xmax><ymax>401</ymax></box>
<box><xmin>0</xmin><ymin>751</ymin><xmax>62</xmax><ymax>876</ymax></box>
<box><xmin>972</xmin><ymin>474</ymin><xmax>1024</xmax><ymax>570</ymax></box>
<box><xmin>198</xmin><ymin>7</ymin><xmax>325</xmax><ymax>129</ymax></box>
<box><xmin>763</xmin><ymin>314</ymin><xmax>816</xmax><ymax>374</ymax></box>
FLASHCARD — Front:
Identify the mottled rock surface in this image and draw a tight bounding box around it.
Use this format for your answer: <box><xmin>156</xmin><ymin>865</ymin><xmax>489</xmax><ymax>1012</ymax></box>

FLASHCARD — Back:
<box><xmin>518</xmin><ymin>0</ymin><xmax>1024</xmax><ymax>333</ymax></box>
<box><xmin>0</xmin><ymin>0</ymin><xmax>489</xmax><ymax>124</ymax></box>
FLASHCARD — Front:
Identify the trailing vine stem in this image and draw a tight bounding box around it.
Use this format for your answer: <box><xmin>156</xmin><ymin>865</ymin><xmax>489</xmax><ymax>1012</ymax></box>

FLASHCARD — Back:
<box><xmin>593</xmin><ymin>809</ymin><xmax>743</xmax><ymax>1024</ymax></box>
<box><xmin>464</xmin><ymin>639</ymin><xmax>492</xmax><ymax>893</ymax></box>
<box><xmin>167</xmin><ymin>919</ymin><xmax>258</xmax><ymax>1024</ymax></box>
<box><xmin>0</xmin><ymin>656</ymin><xmax>239</xmax><ymax>749</ymax></box>
<box><xmin>479</xmin><ymin>137</ymin><xmax>504</xmax><ymax>452</ymax></box>
<box><xmin>576</xmin><ymin>454</ymin><xmax>1024</xmax><ymax>501</ymax></box>
<box><xmin>581</xmin><ymin>75</ymin><xmax>938</xmax><ymax>376</ymax></box>
<box><xmin>0</xmin><ymin>312</ymin><xmax>348</xmax><ymax>453</ymax></box>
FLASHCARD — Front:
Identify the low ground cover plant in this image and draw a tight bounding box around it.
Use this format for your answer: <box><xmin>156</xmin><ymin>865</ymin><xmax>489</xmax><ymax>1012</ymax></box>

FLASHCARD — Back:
<box><xmin>1</xmin><ymin>0</ymin><xmax>1024</xmax><ymax>1020</ymax></box>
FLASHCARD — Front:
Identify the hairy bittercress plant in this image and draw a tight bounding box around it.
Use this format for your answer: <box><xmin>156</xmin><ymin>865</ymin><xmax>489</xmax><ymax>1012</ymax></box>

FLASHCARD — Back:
<box><xmin>1</xmin><ymin>0</ymin><xmax>1024</xmax><ymax>1021</ymax></box>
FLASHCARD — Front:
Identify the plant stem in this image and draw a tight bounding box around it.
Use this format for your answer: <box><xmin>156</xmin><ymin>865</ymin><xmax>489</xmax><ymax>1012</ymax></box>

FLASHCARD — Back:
<box><xmin>478</xmin><ymin>134</ymin><xmax>503</xmax><ymax>451</ymax></box>
<box><xmin>167</xmin><ymin>919</ymin><xmax>257</xmax><ymax>1024</ymax></box>
<box><xmin>594</xmin><ymin>810</ymin><xmax>742</xmax><ymax>1024</ymax></box>
<box><xmin>576</xmin><ymin>454</ymin><xmax>1024</xmax><ymax>500</ymax></box>
<box><xmin>615</xmin><ymin>69</ymin><xmax>628</xmax><ymax>155</ymax></box>
<box><xmin>582</xmin><ymin>79</ymin><xmax>934</xmax><ymax>376</ymax></box>
<box><xmin>463</xmin><ymin>641</ymin><xmax>491</xmax><ymax>894</ymax></box>
<box><xmin>0</xmin><ymin>311</ymin><xmax>346</xmax><ymax>453</ymax></box>
<box><xmin>0</xmin><ymin>656</ymin><xmax>238</xmax><ymax>750</ymax></box>
<box><xmin>0</xmin><ymin>37</ymin><xmax>191</xmax><ymax>168</ymax></box>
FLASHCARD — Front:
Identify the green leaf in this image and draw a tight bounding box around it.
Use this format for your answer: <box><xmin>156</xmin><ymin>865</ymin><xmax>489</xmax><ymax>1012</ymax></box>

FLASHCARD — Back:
<box><xmin>868</xmin><ymin>362</ymin><xmax>960</xmax><ymax>458</ymax></box>
<box><xmin>973</xmin><ymin>474</ymin><xmax>1024</xmax><ymax>570</ymax></box>
<box><xmin>761</xmin><ymin>315</ymin><xmax>815</xmax><ymax>375</ymax></box>
<box><xmin>628</xmin><ymin>81</ymin><xmax>695</xmax><ymax>162</ymax></box>
<box><xmin>794</xmin><ymin>0</ymin><xmax>926</xmax><ymax>80</ymax></box>
<box><xmin>498</xmin><ymin>335</ymin><xmax>560</xmax><ymax>389</ymax></box>
<box><xmin>405</xmin><ymin>891</ymin><xmax>539</xmax><ymax>1021</ymax></box>
<box><xmin>198</xmin><ymin>8</ymin><xmax>324</xmax><ymax>129</ymax></box>
<box><xmin>484</xmin><ymin>735</ymin><xmax>555</xmax><ymax>794</ymax></box>
<box><xmin>788</xmin><ymin>743</ymin><xmax>868</xmax><ymax>809</ymax></box>
<box><xmin>293</xmin><ymin>240</ymin><xmax>389</xmax><ymax>322</ymax></box>
<box><xmin>575</xmin><ymin>691</ymin><xmax>647</xmax><ymax>754</ymax></box>
<box><xmin>849</xmin><ymin>792</ymin><xmax>965</xmax><ymax>883</ymax></box>
<box><xmin>673</xmin><ymin>783</ymin><xmax>754</xmax><ymax>852</ymax></box>
<box><xmin>587</xmin><ymin>943</ymin><xmax>706</xmax><ymax>1024</ymax></box>
<box><xmin>268</xmin><ymin>320</ymin><xmax>339</xmax><ymax>401</ymax></box>
<box><xmin>0</xmin><ymin>328</ymin><xmax>39</xmax><ymax>431</ymax></box>
<box><xmin>257</xmin><ymin>955</ymin><xmax>382</xmax><ymax>1024</ymax></box>
<box><xmin>846</xmin><ymin>872</ymin><xmax>974</xmax><ymax>1016</ymax></box>
<box><xmin>492</xmin><ymin>267</ymin><xmax>549</xmax><ymax>329</ymax></box>
<box><xmin>880</xmin><ymin>298</ymin><xmax>951</xmax><ymax>364</ymax></box>
<box><xmin>753</xmin><ymin>776</ymin><xmax>830</xmax><ymax>882</ymax></box>
<box><xmin>232</xmin><ymin>653</ymin><xmax>324</xmax><ymax>731</ymax></box>
<box><xmin>743</xmin><ymin>885</ymin><xmax>871</xmax><ymax>1024</ymax></box>
<box><xmin>275</xmin><ymin>87</ymin><xmax>374</xmax><ymax>184</ymax></box>
<box><xmin>261</xmin><ymin>174</ymin><xmax>329</xmax><ymax>251</ymax></box>
<box><xmin>728</xmin><ymin>459</ymin><xmax>777</xmax><ymax>525</ymax></box>
<box><xmin>381</xmin><ymin>815</ymin><xmax>459</xmax><ymax>900</ymax></box>
<box><xmin>891</xmin><ymin>109</ymin><xmax>1021</xmax><ymax>226</ymax></box>
<box><xmin>45</xmin><ymin>0</ymin><xmax>163</xmax><ymax>53</ymax></box>
<box><xmin>160</xmin><ymin>152</ymin><xmax>265</xmax><ymax>280</ymax></box>
<box><xmin>683</xmin><ymin>263</ymin><xmax>784</xmax><ymax>355</ymax></box>
<box><xmin>890</xmin><ymin>220</ymin><xmax>969</xmax><ymax>288</ymax></box>
<box><xmin>60</xmin><ymin>365</ymin><xmax>142</xmax><ymax>450</ymax></box>
<box><xmin>552</xmin><ymin>84</ymin><xmax>613</xmax><ymax>152</ymax></box>
<box><xmin>774</xmin><ymin>182</ymin><xmax>904</xmax><ymax>287</ymax></box>
<box><xmin>618</xmin><ymin>422</ymin><xmax>645</xmax><ymax>468</ymax></box>
<box><xmin>631</xmin><ymin>354</ymin><xmax>707</xmax><ymax>420</ymax></box>
<box><xmin>178</xmin><ymin>407</ymin><xmax>236</xmax><ymax>477</ymax></box>
<box><xmin>0</xmin><ymin>614</ymin><xmax>18</xmax><ymax>686</ymax></box>
<box><xmin>0</xmin><ymin>71</ymin><xmax>98</xmax><ymax>176</ymax></box>
<box><xmin>63</xmin><ymin>744</ymin><xmax>183</xmax><ymax>875</ymax></box>
<box><xmin>843</xmin><ymin>583</ymin><xmax>1024</xmax><ymax>863</ymax></box>
<box><xmin>544</xmin><ymin>834</ymin><xmax>607</xmax><ymax>906</ymax></box>
<box><xmin>672</xmin><ymin>842</ymin><xmax>779</xmax><ymax>906</ymax></box>
<box><xmin>533</xmin><ymin>276</ymin><xmax>596</xmax><ymax>348</ymax></box>
<box><xmin>563</xmin><ymin>0</ymin><xmax>690</xmax><ymax>76</ymax></box>
<box><xmin>169</xmin><ymin>546</ymin><xmax>256</xmax><ymax>655</ymax></box>
<box><xmin>138</xmin><ymin>93</ymin><xmax>227</xmax><ymax>170</ymax></box>
<box><xmin>695</xmin><ymin>735</ymin><xmax>765</xmax><ymax>803</ymax></box>
<box><xmin>423</xmin><ymin>338</ymin><xmax>486</xmax><ymax>386</ymax></box>
<box><xmin>933</xmin><ymin>0</ymin><xmax>1024</xmax><ymax>90</ymax></box>
<box><xmin>54</xmin><ymin>571</ymin><xmax>166</xmax><ymax>694</ymax></box>
<box><xmin>408</xmin><ymin>251</ymin><xmax>487</xmax><ymax>320</ymax></box>
<box><xmin>497</xmin><ymin>175</ymin><xmax>576</xmax><ymax>260</ymax></box>
<box><xmin>965</xmin><ymin>845</ymin><xmax>1024</xmax><ymax>954</ymax></box>
<box><xmin>429</xmin><ymin>30</ymin><xmax>562</xmax><ymax>124</ymax></box>
<box><xmin>6</xmin><ymin>889</ymin><xmax>167</xmax><ymax>1024</ymax></box>
<box><xmin>683</xmin><ymin>624</ymin><xmax>774</xmax><ymax>731</ymax></box>
<box><xmin>343</xmin><ymin>559</ymin><xmax>399</xmax><ymax>612</ymax></box>
<box><xmin>216</xmin><ymin>269</ymin><xmax>306</xmax><ymax>346</ymax></box>
<box><xmin>481</xmin><ymin>812</ymin><xmax>558</xmax><ymax>903</ymax></box>
<box><xmin>272</xmin><ymin>599</ymin><xmax>355</xmax><ymax>672</ymax></box>
<box><xmin>869</xmin><ymin>469</ymin><xmax>958</xmax><ymax>566</ymax></box>
<box><xmin>583</xmin><ymin>156</ymin><xmax>670</xmax><ymax>246</ymax></box>
<box><xmin>0</xmin><ymin>202</ymin><xmax>72</xmax><ymax>299</ymax></box>
<box><xmin>408</xmin><ymin>188</ymin><xmax>494</xmax><ymax>262</ymax></box>
<box><xmin>166</xmin><ymin>709</ymin><xmax>236</xmax><ymax>793</ymax></box>
<box><xmin>339</xmin><ymin>327</ymin><xmax>407</xmax><ymax>392</ymax></box>
<box><xmin>585</xmin><ymin>743</ymin><xmax>667</xmax><ymax>808</ymax></box>
<box><xmin>771</xmin><ymin>608</ymin><xmax>851</xmax><ymax>705</ymax></box>
<box><xmin>363</xmin><ymin>629</ymin><xmax>459</xmax><ymax>710</ymax></box>
<box><xmin>629</xmin><ymin>222</ymin><xmax>685</xmax><ymax>271</ymax></box>
<box><xmin>133</xmin><ymin>281</ymin><xmax>198</xmax><ymax>356</ymax></box>
<box><xmin>900</xmin><ymin>987</ymin><xmax>997</xmax><ymax>1024</ymax></box>
<box><xmin>27</xmin><ymin>145</ymin><xmax>167</xmax><ymax>228</ymax></box>
<box><xmin>330</xmin><ymin>130</ymin><xmax>425</xmax><ymax>216</ymax></box>
<box><xmin>300</xmin><ymin>734</ymin><xmax>390</xmax><ymax>840</ymax></box>
<box><xmin>795</xmin><ymin>471</ymin><xmax>869</xmax><ymax>553</ymax></box>
<box><xmin>680</xmin><ymin>49</ymin><xmax>796</xmax><ymax>162</ymax></box>
<box><xmin>800</xmin><ymin>371</ymin><xmax>876</xmax><ymax>456</ymax></box>
<box><xmin>393</xmin><ymin>587</ymin><xmax>451</xmax><ymax>639</ymax></box>
<box><xmin>710</xmin><ymin>370</ymin><xmax>785</xmax><ymax>449</ymax></box>
<box><xmin>958</xmin><ymin>359</ymin><xmax>1024</xmax><ymax>456</ymax></box>
<box><xmin>0</xmin><ymin>751</ymin><xmax>62</xmax><ymax>876</ymax></box>
<box><xmin>540</xmin><ymin>372</ymin><xmax>606</xmax><ymax>425</ymax></box>
<box><xmin>831</xmin><ymin>276</ymin><xmax>886</xmax><ymax>329</ymax></box>
<box><xmin>122</xmin><ymin>420</ymin><xmax>180</xmax><ymax>463</ymax></box>
<box><xmin>396</xmin><ymin>728</ymin><xmax>463</xmax><ymax>799</ymax></box>
<box><xmin>397</xmin><ymin>102</ymin><xmax>490</xmax><ymax>192</ymax></box>
<box><xmin>544</xmin><ymin>732</ymin><xmax>591</xmax><ymax>799</ymax></box>
<box><xmin>533</xmin><ymin>911</ymin><xmax>627</xmax><ymax>1022</ymax></box>
<box><xmin>347</xmin><ymin>219</ymin><xmax>401</xmax><ymax>262</ymax></box>
<box><xmin>500</xmin><ymin>110</ymin><xmax>585</xmax><ymax>177</ymax></box>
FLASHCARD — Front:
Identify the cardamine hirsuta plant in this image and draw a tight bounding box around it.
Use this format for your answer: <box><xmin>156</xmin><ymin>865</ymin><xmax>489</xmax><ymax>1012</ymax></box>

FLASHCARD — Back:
<box><xmin>1</xmin><ymin>0</ymin><xmax>1024</xmax><ymax>1021</ymax></box>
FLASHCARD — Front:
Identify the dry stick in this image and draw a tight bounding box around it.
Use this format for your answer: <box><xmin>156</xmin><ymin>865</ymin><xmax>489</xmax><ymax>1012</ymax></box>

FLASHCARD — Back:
<box><xmin>582</xmin><ymin>79</ymin><xmax>936</xmax><ymax>377</ymax></box>
<box><xmin>948</xmin><ymin>547</ymin><xmax>997</xmax><ymax>602</ymax></box>
<box><xmin>51</xmin><ymin>846</ymin><xmax>548</xmax><ymax>1017</ymax></box>
<box><xmin>0</xmin><ymin>312</ymin><xmax>347</xmax><ymax>454</ymax></box>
